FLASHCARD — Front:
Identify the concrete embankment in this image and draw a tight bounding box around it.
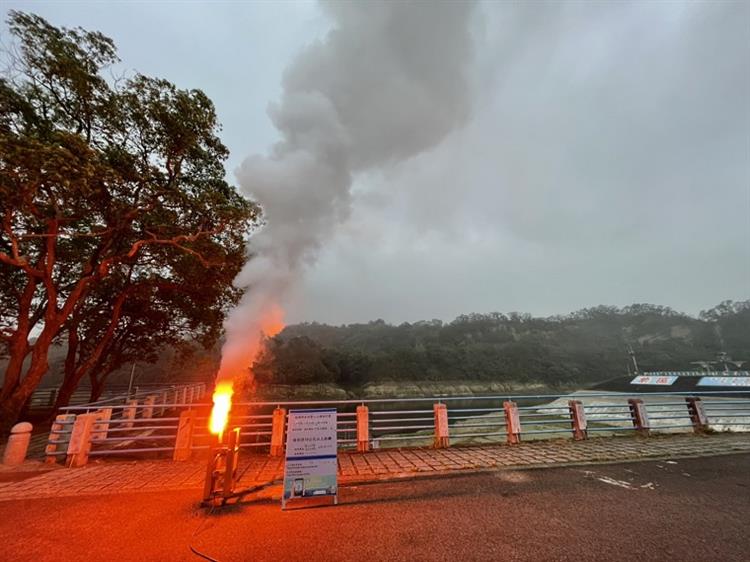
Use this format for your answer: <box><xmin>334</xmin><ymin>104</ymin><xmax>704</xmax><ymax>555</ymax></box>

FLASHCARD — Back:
<box><xmin>253</xmin><ymin>380</ymin><xmax>574</xmax><ymax>401</ymax></box>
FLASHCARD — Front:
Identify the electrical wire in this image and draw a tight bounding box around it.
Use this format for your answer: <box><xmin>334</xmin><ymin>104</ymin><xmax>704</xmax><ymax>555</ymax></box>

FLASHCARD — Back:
<box><xmin>189</xmin><ymin>504</ymin><xmax>220</xmax><ymax>562</ymax></box>
<box><xmin>188</xmin><ymin>474</ymin><xmax>281</xmax><ymax>561</ymax></box>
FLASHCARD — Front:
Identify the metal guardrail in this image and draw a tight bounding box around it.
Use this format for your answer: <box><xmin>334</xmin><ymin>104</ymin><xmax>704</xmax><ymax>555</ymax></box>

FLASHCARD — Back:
<box><xmin>28</xmin><ymin>383</ymin><xmax>204</xmax><ymax>412</ymax></box>
<box><xmin>45</xmin><ymin>383</ymin><xmax>208</xmax><ymax>462</ymax></box>
<box><xmin>45</xmin><ymin>389</ymin><xmax>750</xmax><ymax>466</ymax></box>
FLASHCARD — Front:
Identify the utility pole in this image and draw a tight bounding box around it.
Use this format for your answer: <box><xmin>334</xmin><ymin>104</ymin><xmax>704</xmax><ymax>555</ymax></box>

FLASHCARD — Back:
<box><xmin>627</xmin><ymin>344</ymin><xmax>640</xmax><ymax>375</ymax></box>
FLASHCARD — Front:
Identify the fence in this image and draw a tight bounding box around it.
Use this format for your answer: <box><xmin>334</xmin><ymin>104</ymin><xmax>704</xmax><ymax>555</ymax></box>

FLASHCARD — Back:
<box><xmin>27</xmin><ymin>382</ymin><xmax>201</xmax><ymax>413</ymax></box>
<box><xmin>44</xmin><ymin>382</ymin><xmax>208</xmax><ymax>466</ymax></box>
<box><xmin>45</xmin><ymin>389</ymin><xmax>750</xmax><ymax>467</ymax></box>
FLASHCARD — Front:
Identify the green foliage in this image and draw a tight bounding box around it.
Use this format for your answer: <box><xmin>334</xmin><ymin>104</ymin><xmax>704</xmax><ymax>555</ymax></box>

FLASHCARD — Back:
<box><xmin>0</xmin><ymin>12</ymin><xmax>259</xmax><ymax>421</ymax></box>
<box><xmin>254</xmin><ymin>337</ymin><xmax>338</xmax><ymax>385</ymax></box>
<box><xmin>255</xmin><ymin>301</ymin><xmax>750</xmax><ymax>387</ymax></box>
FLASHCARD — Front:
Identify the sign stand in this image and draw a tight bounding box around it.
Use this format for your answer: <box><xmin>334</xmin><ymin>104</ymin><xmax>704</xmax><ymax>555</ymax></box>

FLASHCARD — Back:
<box><xmin>281</xmin><ymin>408</ymin><xmax>338</xmax><ymax>510</ymax></box>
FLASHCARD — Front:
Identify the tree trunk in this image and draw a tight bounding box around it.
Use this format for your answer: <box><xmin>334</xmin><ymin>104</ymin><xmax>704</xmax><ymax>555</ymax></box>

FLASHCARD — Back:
<box><xmin>89</xmin><ymin>381</ymin><xmax>102</xmax><ymax>403</ymax></box>
<box><xmin>52</xmin><ymin>346</ymin><xmax>90</xmax><ymax>413</ymax></box>
<box><xmin>87</xmin><ymin>353</ymin><xmax>111</xmax><ymax>402</ymax></box>
<box><xmin>51</xmin><ymin>380</ymin><xmax>79</xmax><ymax>415</ymax></box>
<box><xmin>0</xmin><ymin>277</ymin><xmax>37</xmax><ymax>402</ymax></box>
<box><xmin>51</xmin><ymin>292</ymin><xmax>129</xmax><ymax>412</ymax></box>
<box><xmin>1</xmin><ymin>361</ymin><xmax>47</xmax><ymax>433</ymax></box>
<box><xmin>0</xmin><ymin>337</ymin><xmax>30</xmax><ymax>402</ymax></box>
<box><xmin>63</xmin><ymin>319</ymin><xmax>80</xmax><ymax>387</ymax></box>
<box><xmin>49</xmin><ymin>321</ymin><xmax>82</xmax><ymax>415</ymax></box>
<box><xmin>89</xmin><ymin>373</ymin><xmax>107</xmax><ymax>402</ymax></box>
<box><xmin>1</xmin><ymin>226</ymin><xmax>95</xmax><ymax>429</ymax></box>
<box><xmin>0</xmin><ymin>394</ymin><xmax>29</xmax><ymax>435</ymax></box>
<box><xmin>0</xmin><ymin>323</ymin><xmax>59</xmax><ymax>432</ymax></box>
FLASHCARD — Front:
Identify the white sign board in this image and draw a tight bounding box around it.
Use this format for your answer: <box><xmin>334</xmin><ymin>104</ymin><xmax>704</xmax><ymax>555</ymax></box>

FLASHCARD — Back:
<box><xmin>697</xmin><ymin>376</ymin><xmax>750</xmax><ymax>387</ymax></box>
<box><xmin>282</xmin><ymin>408</ymin><xmax>338</xmax><ymax>509</ymax></box>
<box><xmin>631</xmin><ymin>375</ymin><xmax>678</xmax><ymax>386</ymax></box>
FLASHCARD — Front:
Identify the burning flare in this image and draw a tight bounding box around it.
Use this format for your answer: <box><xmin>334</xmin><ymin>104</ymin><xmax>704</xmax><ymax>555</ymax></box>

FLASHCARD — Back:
<box><xmin>211</xmin><ymin>303</ymin><xmax>284</xmax><ymax>440</ymax></box>
<box><xmin>209</xmin><ymin>381</ymin><xmax>234</xmax><ymax>438</ymax></box>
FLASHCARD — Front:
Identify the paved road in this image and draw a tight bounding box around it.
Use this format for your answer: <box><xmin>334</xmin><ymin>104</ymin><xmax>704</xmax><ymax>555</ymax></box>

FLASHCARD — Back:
<box><xmin>1</xmin><ymin>453</ymin><xmax>748</xmax><ymax>561</ymax></box>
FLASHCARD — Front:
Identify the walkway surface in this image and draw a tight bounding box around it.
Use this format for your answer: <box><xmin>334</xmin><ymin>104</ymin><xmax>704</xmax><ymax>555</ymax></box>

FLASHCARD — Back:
<box><xmin>4</xmin><ymin>455</ymin><xmax>748</xmax><ymax>562</ymax></box>
<box><xmin>1</xmin><ymin>432</ymin><xmax>749</xmax><ymax>501</ymax></box>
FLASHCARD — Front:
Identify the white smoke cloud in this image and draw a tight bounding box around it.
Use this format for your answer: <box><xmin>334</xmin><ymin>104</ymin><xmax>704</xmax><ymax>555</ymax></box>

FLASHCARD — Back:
<box><xmin>295</xmin><ymin>0</ymin><xmax>750</xmax><ymax>324</ymax></box>
<box><xmin>218</xmin><ymin>2</ymin><xmax>477</xmax><ymax>379</ymax></box>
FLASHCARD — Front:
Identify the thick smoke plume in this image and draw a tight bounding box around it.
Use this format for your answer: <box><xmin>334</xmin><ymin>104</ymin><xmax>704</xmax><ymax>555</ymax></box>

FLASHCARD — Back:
<box><xmin>218</xmin><ymin>2</ymin><xmax>476</xmax><ymax>383</ymax></box>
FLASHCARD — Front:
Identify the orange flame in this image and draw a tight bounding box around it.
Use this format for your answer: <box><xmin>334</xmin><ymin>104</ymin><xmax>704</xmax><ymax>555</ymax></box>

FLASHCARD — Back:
<box><xmin>209</xmin><ymin>381</ymin><xmax>234</xmax><ymax>438</ymax></box>
<box><xmin>211</xmin><ymin>303</ymin><xmax>285</xmax><ymax>440</ymax></box>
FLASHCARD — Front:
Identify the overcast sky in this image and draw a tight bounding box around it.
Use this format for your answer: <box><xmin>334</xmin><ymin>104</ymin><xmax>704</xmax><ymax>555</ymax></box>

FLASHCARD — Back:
<box><xmin>3</xmin><ymin>1</ymin><xmax>749</xmax><ymax>324</ymax></box>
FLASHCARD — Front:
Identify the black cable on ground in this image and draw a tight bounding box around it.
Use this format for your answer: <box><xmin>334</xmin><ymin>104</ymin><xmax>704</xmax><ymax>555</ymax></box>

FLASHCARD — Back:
<box><xmin>188</xmin><ymin>478</ymin><xmax>282</xmax><ymax>561</ymax></box>
<box><xmin>189</xmin><ymin>504</ymin><xmax>220</xmax><ymax>562</ymax></box>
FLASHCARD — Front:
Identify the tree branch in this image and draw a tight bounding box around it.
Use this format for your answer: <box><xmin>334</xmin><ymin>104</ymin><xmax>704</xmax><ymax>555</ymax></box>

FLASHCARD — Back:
<box><xmin>123</xmin><ymin>225</ymin><xmax>226</xmax><ymax>267</ymax></box>
<box><xmin>1</xmin><ymin>209</ymin><xmax>44</xmax><ymax>277</ymax></box>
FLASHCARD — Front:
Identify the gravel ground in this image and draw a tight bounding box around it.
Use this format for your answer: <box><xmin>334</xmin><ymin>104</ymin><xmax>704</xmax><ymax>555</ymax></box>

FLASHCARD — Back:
<box><xmin>1</xmin><ymin>453</ymin><xmax>748</xmax><ymax>561</ymax></box>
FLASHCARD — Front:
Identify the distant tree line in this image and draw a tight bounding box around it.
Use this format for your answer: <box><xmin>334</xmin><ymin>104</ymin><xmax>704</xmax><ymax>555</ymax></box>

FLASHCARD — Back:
<box><xmin>251</xmin><ymin>301</ymin><xmax>750</xmax><ymax>387</ymax></box>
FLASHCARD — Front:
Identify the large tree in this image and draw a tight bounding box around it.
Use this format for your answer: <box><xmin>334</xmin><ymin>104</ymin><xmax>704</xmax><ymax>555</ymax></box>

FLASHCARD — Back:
<box><xmin>0</xmin><ymin>12</ymin><xmax>259</xmax><ymax>430</ymax></box>
<box><xmin>54</xmin><ymin>250</ymin><xmax>241</xmax><ymax>408</ymax></box>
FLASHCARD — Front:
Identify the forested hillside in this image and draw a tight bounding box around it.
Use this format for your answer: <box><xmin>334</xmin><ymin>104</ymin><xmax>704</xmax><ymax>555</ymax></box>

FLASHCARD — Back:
<box><xmin>252</xmin><ymin>301</ymin><xmax>750</xmax><ymax>388</ymax></box>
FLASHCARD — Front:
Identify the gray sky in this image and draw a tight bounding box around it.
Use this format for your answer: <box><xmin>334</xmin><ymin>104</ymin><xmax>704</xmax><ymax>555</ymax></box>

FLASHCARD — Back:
<box><xmin>3</xmin><ymin>1</ymin><xmax>749</xmax><ymax>324</ymax></box>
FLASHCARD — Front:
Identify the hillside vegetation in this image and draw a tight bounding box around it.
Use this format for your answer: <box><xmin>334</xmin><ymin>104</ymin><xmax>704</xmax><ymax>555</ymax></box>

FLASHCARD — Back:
<box><xmin>251</xmin><ymin>301</ymin><xmax>750</xmax><ymax>388</ymax></box>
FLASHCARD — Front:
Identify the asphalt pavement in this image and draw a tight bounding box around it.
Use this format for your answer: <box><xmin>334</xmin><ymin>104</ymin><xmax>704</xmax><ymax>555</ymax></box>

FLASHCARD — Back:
<box><xmin>1</xmin><ymin>453</ymin><xmax>748</xmax><ymax>561</ymax></box>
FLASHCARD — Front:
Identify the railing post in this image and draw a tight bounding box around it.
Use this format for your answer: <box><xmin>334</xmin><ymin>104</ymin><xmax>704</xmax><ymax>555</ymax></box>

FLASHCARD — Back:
<box><xmin>160</xmin><ymin>390</ymin><xmax>169</xmax><ymax>415</ymax></box>
<box><xmin>47</xmin><ymin>388</ymin><xmax>58</xmax><ymax>408</ymax></box>
<box><xmin>628</xmin><ymin>398</ymin><xmax>650</xmax><ymax>437</ymax></box>
<box><xmin>173</xmin><ymin>409</ymin><xmax>197</xmax><ymax>461</ymax></box>
<box><xmin>223</xmin><ymin>427</ymin><xmax>241</xmax><ymax>497</ymax></box>
<box><xmin>270</xmin><ymin>407</ymin><xmax>286</xmax><ymax>457</ymax></box>
<box><xmin>504</xmin><ymin>400</ymin><xmax>522</xmax><ymax>444</ymax></box>
<box><xmin>568</xmin><ymin>400</ymin><xmax>587</xmax><ymax>441</ymax></box>
<box><xmin>433</xmin><ymin>403</ymin><xmax>450</xmax><ymax>448</ymax></box>
<box><xmin>46</xmin><ymin>413</ymin><xmax>75</xmax><ymax>464</ymax></box>
<box><xmin>122</xmin><ymin>400</ymin><xmax>138</xmax><ymax>429</ymax></box>
<box><xmin>187</xmin><ymin>386</ymin><xmax>195</xmax><ymax>405</ymax></box>
<box><xmin>685</xmin><ymin>397</ymin><xmax>708</xmax><ymax>433</ymax></box>
<box><xmin>66</xmin><ymin>413</ymin><xmax>96</xmax><ymax>468</ymax></box>
<box><xmin>356</xmin><ymin>405</ymin><xmax>370</xmax><ymax>452</ymax></box>
<box><xmin>2</xmin><ymin>422</ymin><xmax>33</xmax><ymax>467</ymax></box>
<box><xmin>91</xmin><ymin>408</ymin><xmax>112</xmax><ymax>442</ymax></box>
<box><xmin>180</xmin><ymin>387</ymin><xmax>188</xmax><ymax>405</ymax></box>
<box><xmin>142</xmin><ymin>395</ymin><xmax>157</xmax><ymax>419</ymax></box>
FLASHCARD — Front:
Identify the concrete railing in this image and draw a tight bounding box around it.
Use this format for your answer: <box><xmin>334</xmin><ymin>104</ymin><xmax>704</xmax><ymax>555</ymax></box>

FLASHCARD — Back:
<box><xmin>44</xmin><ymin>382</ymin><xmax>208</xmax><ymax>467</ymax></box>
<box><xmin>44</xmin><ymin>389</ymin><xmax>750</xmax><ymax>468</ymax></box>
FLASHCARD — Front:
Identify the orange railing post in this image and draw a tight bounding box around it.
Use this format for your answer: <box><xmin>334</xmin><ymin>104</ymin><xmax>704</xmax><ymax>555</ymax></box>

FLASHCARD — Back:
<box><xmin>504</xmin><ymin>401</ymin><xmax>521</xmax><ymax>444</ymax></box>
<box><xmin>270</xmin><ymin>407</ymin><xmax>286</xmax><ymax>457</ymax></box>
<box><xmin>357</xmin><ymin>405</ymin><xmax>370</xmax><ymax>452</ymax></box>
<box><xmin>433</xmin><ymin>403</ymin><xmax>450</xmax><ymax>448</ymax></box>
